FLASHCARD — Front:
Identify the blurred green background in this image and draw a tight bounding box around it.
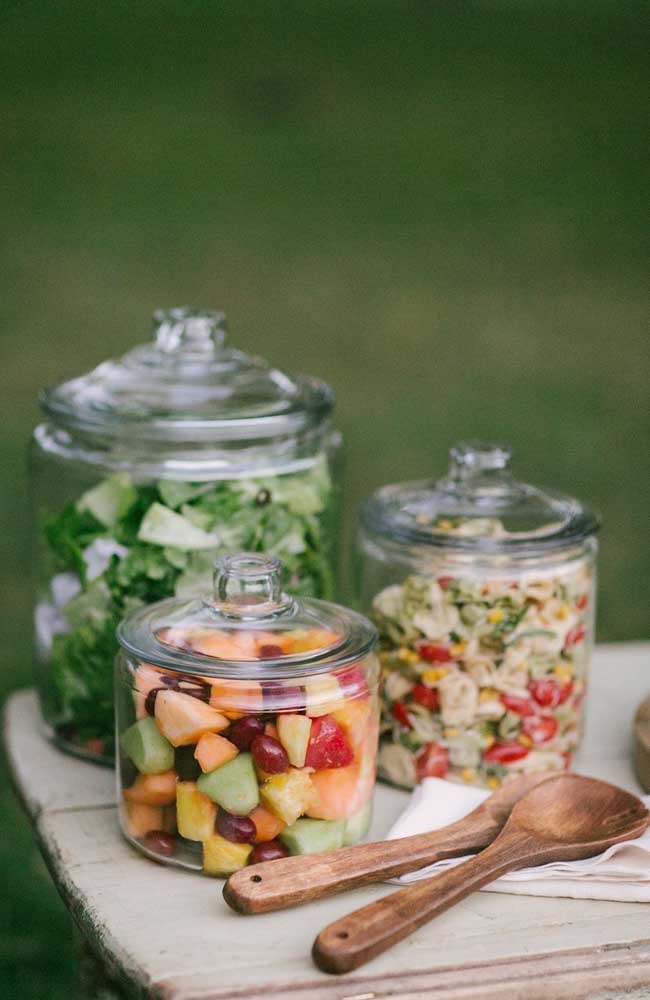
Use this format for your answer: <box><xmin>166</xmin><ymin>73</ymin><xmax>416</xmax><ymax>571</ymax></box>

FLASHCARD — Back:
<box><xmin>1</xmin><ymin>2</ymin><xmax>647</xmax><ymax>996</ymax></box>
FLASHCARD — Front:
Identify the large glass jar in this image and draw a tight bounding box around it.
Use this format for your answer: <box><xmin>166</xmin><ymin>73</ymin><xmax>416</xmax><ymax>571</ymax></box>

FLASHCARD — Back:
<box><xmin>31</xmin><ymin>308</ymin><xmax>342</xmax><ymax>764</ymax></box>
<box><xmin>115</xmin><ymin>552</ymin><xmax>379</xmax><ymax>876</ymax></box>
<box><xmin>356</xmin><ymin>441</ymin><xmax>600</xmax><ymax>791</ymax></box>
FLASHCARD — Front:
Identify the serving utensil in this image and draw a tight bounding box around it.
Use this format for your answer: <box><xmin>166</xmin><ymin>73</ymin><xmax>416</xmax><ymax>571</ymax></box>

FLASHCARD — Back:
<box><xmin>312</xmin><ymin>774</ymin><xmax>650</xmax><ymax>974</ymax></box>
<box><xmin>224</xmin><ymin>772</ymin><xmax>555</xmax><ymax>914</ymax></box>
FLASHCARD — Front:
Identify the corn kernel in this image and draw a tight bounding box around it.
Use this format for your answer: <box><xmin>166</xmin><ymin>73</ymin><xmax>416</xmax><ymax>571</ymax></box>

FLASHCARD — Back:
<box><xmin>518</xmin><ymin>735</ymin><xmax>533</xmax><ymax>747</ymax></box>
<box><xmin>557</xmin><ymin>604</ymin><xmax>570</xmax><ymax>620</ymax></box>
<box><xmin>421</xmin><ymin>667</ymin><xmax>448</xmax><ymax>685</ymax></box>
<box><xmin>554</xmin><ymin>663</ymin><xmax>574</xmax><ymax>680</ymax></box>
<box><xmin>482</xmin><ymin>735</ymin><xmax>495</xmax><ymax>749</ymax></box>
<box><xmin>396</xmin><ymin>646</ymin><xmax>412</xmax><ymax>662</ymax></box>
<box><xmin>486</xmin><ymin>776</ymin><xmax>501</xmax><ymax>790</ymax></box>
<box><xmin>461</xmin><ymin>768</ymin><xmax>476</xmax><ymax>783</ymax></box>
<box><xmin>405</xmin><ymin>650</ymin><xmax>420</xmax><ymax>665</ymax></box>
<box><xmin>450</xmin><ymin>641</ymin><xmax>467</xmax><ymax>657</ymax></box>
<box><xmin>487</xmin><ymin>608</ymin><xmax>504</xmax><ymax>624</ymax></box>
<box><xmin>437</xmin><ymin>519</ymin><xmax>453</xmax><ymax>532</ymax></box>
<box><xmin>444</xmin><ymin>727</ymin><xmax>460</xmax><ymax>739</ymax></box>
<box><xmin>479</xmin><ymin>687</ymin><xmax>499</xmax><ymax>703</ymax></box>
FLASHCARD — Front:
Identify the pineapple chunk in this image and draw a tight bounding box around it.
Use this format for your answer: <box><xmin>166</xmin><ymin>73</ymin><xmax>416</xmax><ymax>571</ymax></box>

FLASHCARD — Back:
<box><xmin>176</xmin><ymin>781</ymin><xmax>217</xmax><ymax>841</ymax></box>
<box><xmin>304</xmin><ymin>674</ymin><xmax>345</xmax><ymax>718</ymax></box>
<box><xmin>277</xmin><ymin>714</ymin><xmax>312</xmax><ymax>767</ymax></box>
<box><xmin>202</xmin><ymin>833</ymin><xmax>252</xmax><ymax>876</ymax></box>
<box><xmin>260</xmin><ymin>768</ymin><xmax>314</xmax><ymax>826</ymax></box>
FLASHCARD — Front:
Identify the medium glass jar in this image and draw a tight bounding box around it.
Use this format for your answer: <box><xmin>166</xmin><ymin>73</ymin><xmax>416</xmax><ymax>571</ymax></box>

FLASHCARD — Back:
<box><xmin>31</xmin><ymin>308</ymin><xmax>342</xmax><ymax>764</ymax></box>
<box><xmin>115</xmin><ymin>552</ymin><xmax>379</xmax><ymax>875</ymax></box>
<box><xmin>356</xmin><ymin>441</ymin><xmax>600</xmax><ymax>790</ymax></box>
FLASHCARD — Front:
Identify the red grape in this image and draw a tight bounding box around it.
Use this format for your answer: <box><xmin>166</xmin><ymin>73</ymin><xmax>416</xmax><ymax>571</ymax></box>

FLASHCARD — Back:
<box><xmin>216</xmin><ymin>809</ymin><xmax>257</xmax><ymax>844</ymax></box>
<box><xmin>250</xmin><ymin>840</ymin><xmax>289</xmax><ymax>864</ymax></box>
<box><xmin>251</xmin><ymin>735</ymin><xmax>290</xmax><ymax>774</ymax></box>
<box><xmin>145</xmin><ymin>687</ymin><xmax>164</xmax><ymax>716</ymax></box>
<box><xmin>228</xmin><ymin>716</ymin><xmax>265</xmax><ymax>750</ymax></box>
<box><xmin>143</xmin><ymin>830</ymin><xmax>176</xmax><ymax>856</ymax></box>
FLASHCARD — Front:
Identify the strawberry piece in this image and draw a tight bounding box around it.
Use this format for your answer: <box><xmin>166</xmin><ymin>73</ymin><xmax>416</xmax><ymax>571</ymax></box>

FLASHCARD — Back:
<box><xmin>304</xmin><ymin>715</ymin><xmax>354</xmax><ymax>769</ymax></box>
<box><xmin>415</xmin><ymin>742</ymin><xmax>449</xmax><ymax>781</ymax></box>
<box><xmin>437</xmin><ymin>576</ymin><xmax>454</xmax><ymax>589</ymax></box>
<box><xmin>522</xmin><ymin>714</ymin><xmax>559</xmax><ymax>745</ymax></box>
<box><xmin>410</xmin><ymin>684</ymin><xmax>440</xmax><ymax>711</ymax></box>
<box><xmin>564</xmin><ymin>624</ymin><xmax>586</xmax><ymax>648</ymax></box>
<box><xmin>529</xmin><ymin>678</ymin><xmax>573</xmax><ymax>709</ymax></box>
<box><xmin>391</xmin><ymin>702</ymin><xmax>412</xmax><ymax>728</ymax></box>
<box><xmin>576</xmin><ymin>595</ymin><xmax>589</xmax><ymax>610</ymax></box>
<box><xmin>483</xmin><ymin>740</ymin><xmax>530</xmax><ymax>764</ymax></box>
<box><xmin>416</xmin><ymin>642</ymin><xmax>453</xmax><ymax>663</ymax></box>
<box><xmin>500</xmin><ymin>693</ymin><xmax>535</xmax><ymax>717</ymax></box>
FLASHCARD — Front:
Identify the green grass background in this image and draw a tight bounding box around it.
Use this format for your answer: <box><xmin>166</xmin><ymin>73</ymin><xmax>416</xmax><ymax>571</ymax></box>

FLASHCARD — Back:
<box><xmin>1</xmin><ymin>2</ymin><xmax>647</xmax><ymax>995</ymax></box>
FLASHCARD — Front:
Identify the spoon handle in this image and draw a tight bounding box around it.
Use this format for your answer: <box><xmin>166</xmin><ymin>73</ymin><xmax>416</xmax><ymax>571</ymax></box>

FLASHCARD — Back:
<box><xmin>224</xmin><ymin>819</ymin><xmax>495</xmax><ymax>914</ymax></box>
<box><xmin>313</xmin><ymin>829</ymin><xmax>534</xmax><ymax>974</ymax></box>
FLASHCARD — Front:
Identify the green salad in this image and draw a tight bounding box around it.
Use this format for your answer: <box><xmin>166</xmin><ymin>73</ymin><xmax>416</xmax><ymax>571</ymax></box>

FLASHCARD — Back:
<box><xmin>35</xmin><ymin>459</ymin><xmax>335</xmax><ymax>760</ymax></box>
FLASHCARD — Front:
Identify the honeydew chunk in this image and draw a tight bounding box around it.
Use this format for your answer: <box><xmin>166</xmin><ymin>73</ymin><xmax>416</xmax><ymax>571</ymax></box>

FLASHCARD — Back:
<box><xmin>280</xmin><ymin>817</ymin><xmax>345</xmax><ymax>855</ymax></box>
<box><xmin>196</xmin><ymin>753</ymin><xmax>259</xmax><ymax>815</ymax></box>
<box><xmin>120</xmin><ymin>717</ymin><xmax>175</xmax><ymax>774</ymax></box>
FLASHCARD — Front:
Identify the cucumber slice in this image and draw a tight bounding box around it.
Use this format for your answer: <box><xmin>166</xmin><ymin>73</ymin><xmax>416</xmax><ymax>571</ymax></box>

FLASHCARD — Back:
<box><xmin>280</xmin><ymin>817</ymin><xmax>345</xmax><ymax>855</ymax></box>
<box><xmin>197</xmin><ymin>753</ymin><xmax>259</xmax><ymax>815</ymax></box>
<box><xmin>77</xmin><ymin>473</ymin><xmax>136</xmax><ymax>527</ymax></box>
<box><xmin>120</xmin><ymin>717</ymin><xmax>174</xmax><ymax>775</ymax></box>
<box><xmin>137</xmin><ymin>503</ymin><xmax>220</xmax><ymax>551</ymax></box>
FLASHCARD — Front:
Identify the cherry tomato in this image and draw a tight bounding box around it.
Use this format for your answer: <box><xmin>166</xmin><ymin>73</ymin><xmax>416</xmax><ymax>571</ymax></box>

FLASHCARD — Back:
<box><xmin>410</xmin><ymin>683</ymin><xmax>440</xmax><ymax>711</ymax></box>
<box><xmin>483</xmin><ymin>740</ymin><xmax>530</xmax><ymax>764</ymax></box>
<box><xmin>415</xmin><ymin>742</ymin><xmax>449</xmax><ymax>781</ymax></box>
<box><xmin>522</xmin><ymin>714</ymin><xmax>558</xmax><ymax>744</ymax></box>
<box><xmin>391</xmin><ymin>702</ymin><xmax>412</xmax><ymax>727</ymax></box>
<box><xmin>500</xmin><ymin>693</ymin><xmax>535</xmax><ymax>716</ymax></box>
<box><xmin>417</xmin><ymin>642</ymin><xmax>453</xmax><ymax>663</ymax></box>
<box><xmin>437</xmin><ymin>576</ymin><xmax>454</xmax><ymax>590</ymax></box>
<box><xmin>564</xmin><ymin>624</ymin><xmax>586</xmax><ymax>648</ymax></box>
<box><xmin>576</xmin><ymin>595</ymin><xmax>589</xmax><ymax>610</ymax></box>
<box><xmin>529</xmin><ymin>678</ymin><xmax>573</xmax><ymax>709</ymax></box>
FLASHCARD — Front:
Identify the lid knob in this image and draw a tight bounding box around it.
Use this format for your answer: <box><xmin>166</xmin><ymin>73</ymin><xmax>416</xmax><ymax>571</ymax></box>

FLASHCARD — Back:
<box><xmin>153</xmin><ymin>307</ymin><xmax>227</xmax><ymax>356</ymax></box>
<box><xmin>448</xmin><ymin>440</ymin><xmax>512</xmax><ymax>482</ymax></box>
<box><xmin>211</xmin><ymin>553</ymin><xmax>294</xmax><ymax>619</ymax></box>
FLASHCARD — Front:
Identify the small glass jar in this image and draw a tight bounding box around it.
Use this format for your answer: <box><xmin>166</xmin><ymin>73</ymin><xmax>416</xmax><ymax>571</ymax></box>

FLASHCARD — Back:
<box><xmin>30</xmin><ymin>308</ymin><xmax>342</xmax><ymax>764</ymax></box>
<box><xmin>356</xmin><ymin>441</ymin><xmax>600</xmax><ymax>790</ymax></box>
<box><xmin>115</xmin><ymin>552</ymin><xmax>379</xmax><ymax>876</ymax></box>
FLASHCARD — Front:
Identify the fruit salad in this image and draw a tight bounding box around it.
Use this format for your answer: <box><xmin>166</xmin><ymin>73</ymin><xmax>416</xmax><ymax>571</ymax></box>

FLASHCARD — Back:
<box><xmin>373</xmin><ymin>556</ymin><xmax>594</xmax><ymax>789</ymax></box>
<box><xmin>36</xmin><ymin>458</ymin><xmax>335</xmax><ymax>762</ymax></box>
<box><xmin>117</xmin><ymin>628</ymin><xmax>379</xmax><ymax>875</ymax></box>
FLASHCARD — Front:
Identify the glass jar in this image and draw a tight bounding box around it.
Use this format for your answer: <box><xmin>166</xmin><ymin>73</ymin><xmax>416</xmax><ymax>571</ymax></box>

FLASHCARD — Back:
<box><xmin>115</xmin><ymin>552</ymin><xmax>379</xmax><ymax>875</ymax></box>
<box><xmin>31</xmin><ymin>308</ymin><xmax>342</xmax><ymax>764</ymax></box>
<box><xmin>356</xmin><ymin>441</ymin><xmax>600</xmax><ymax>791</ymax></box>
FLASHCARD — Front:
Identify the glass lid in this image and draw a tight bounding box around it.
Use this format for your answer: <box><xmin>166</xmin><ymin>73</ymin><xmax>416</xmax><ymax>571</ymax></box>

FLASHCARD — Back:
<box><xmin>362</xmin><ymin>440</ymin><xmax>600</xmax><ymax>554</ymax></box>
<box><xmin>41</xmin><ymin>307</ymin><xmax>333</xmax><ymax>442</ymax></box>
<box><xmin>117</xmin><ymin>552</ymin><xmax>377</xmax><ymax>677</ymax></box>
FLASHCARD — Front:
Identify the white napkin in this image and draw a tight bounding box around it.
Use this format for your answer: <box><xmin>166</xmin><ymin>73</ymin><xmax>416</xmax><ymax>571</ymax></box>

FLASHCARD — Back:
<box><xmin>386</xmin><ymin>778</ymin><xmax>650</xmax><ymax>902</ymax></box>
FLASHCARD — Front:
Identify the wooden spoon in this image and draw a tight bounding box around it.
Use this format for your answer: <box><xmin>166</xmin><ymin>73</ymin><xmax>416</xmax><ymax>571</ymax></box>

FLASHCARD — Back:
<box><xmin>313</xmin><ymin>774</ymin><xmax>649</xmax><ymax>975</ymax></box>
<box><xmin>223</xmin><ymin>771</ymin><xmax>556</xmax><ymax>914</ymax></box>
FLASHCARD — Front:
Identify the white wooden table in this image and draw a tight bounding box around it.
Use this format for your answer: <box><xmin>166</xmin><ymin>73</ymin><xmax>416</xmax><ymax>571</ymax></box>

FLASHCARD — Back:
<box><xmin>4</xmin><ymin>642</ymin><xmax>650</xmax><ymax>1000</ymax></box>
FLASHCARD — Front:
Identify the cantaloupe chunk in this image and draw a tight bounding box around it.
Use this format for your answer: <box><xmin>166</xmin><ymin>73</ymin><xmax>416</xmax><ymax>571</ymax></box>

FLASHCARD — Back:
<box><xmin>176</xmin><ymin>781</ymin><xmax>217</xmax><ymax>841</ymax></box>
<box><xmin>121</xmin><ymin>800</ymin><xmax>165</xmax><ymax>838</ymax></box>
<box><xmin>287</xmin><ymin>629</ymin><xmax>339</xmax><ymax>654</ymax></box>
<box><xmin>188</xmin><ymin>628</ymin><xmax>259</xmax><ymax>659</ymax></box>
<box><xmin>134</xmin><ymin>662</ymin><xmax>171</xmax><ymax>719</ymax></box>
<box><xmin>209</xmin><ymin>679</ymin><xmax>263</xmax><ymax>719</ymax></box>
<box><xmin>194</xmin><ymin>733</ymin><xmax>239</xmax><ymax>773</ymax></box>
<box><xmin>123</xmin><ymin>769</ymin><xmax>178</xmax><ymax>806</ymax></box>
<box><xmin>202</xmin><ymin>833</ymin><xmax>252</xmax><ymax>876</ymax></box>
<box><xmin>154</xmin><ymin>689</ymin><xmax>229</xmax><ymax>747</ymax></box>
<box><xmin>306</xmin><ymin>764</ymin><xmax>370</xmax><ymax>821</ymax></box>
<box><xmin>249</xmin><ymin>805</ymin><xmax>286</xmax><ymax>843</ymax></box>
<box><xmin>264</xmin><ymin>721</ymin><xmax>279</xmax><ymax>740</ymax></box>
<box><xmin>330</xmin><ymin>699</ymin><xmax>372</xmax><ymax>757</ymax></box>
